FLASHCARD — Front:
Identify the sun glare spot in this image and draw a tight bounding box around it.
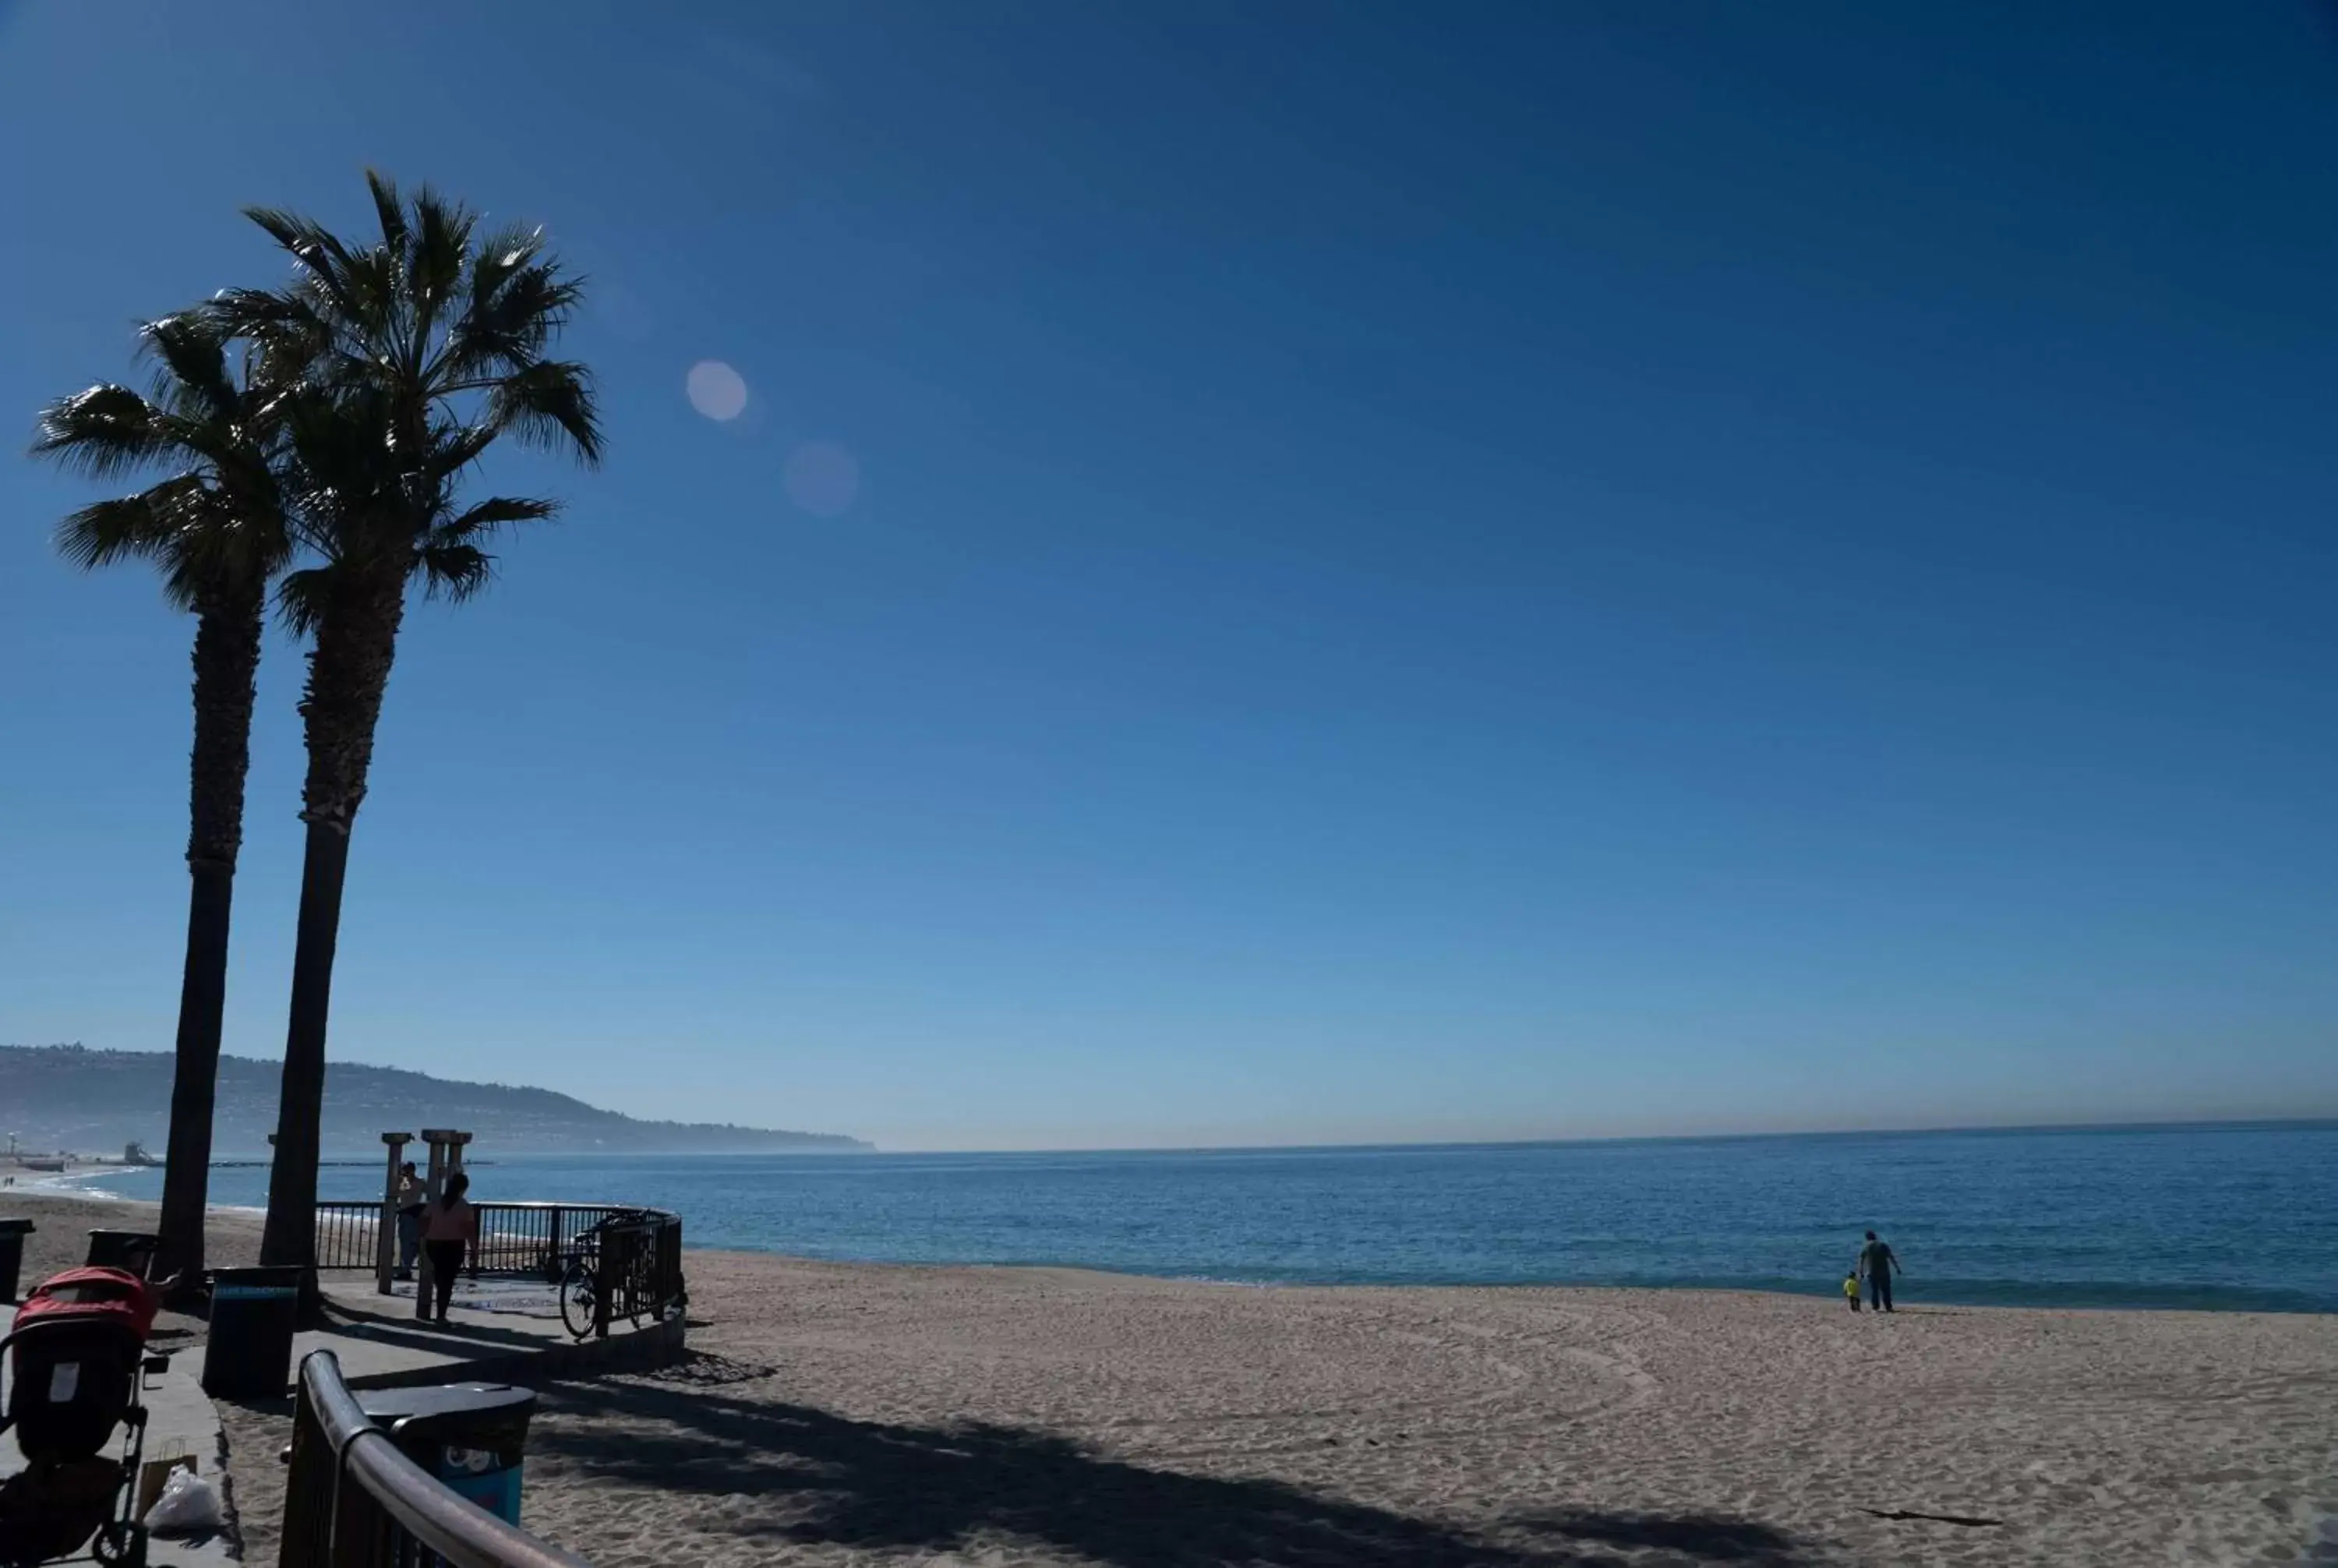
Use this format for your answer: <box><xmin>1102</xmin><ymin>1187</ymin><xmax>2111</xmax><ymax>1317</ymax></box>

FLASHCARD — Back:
<box><xmin>686</xmin><ymin>360</ymin><xmax>748</xmax><ymax>422</ymax></box>
<box><xmin>785</xmin><ymin>441</ymin><xmax>860</xmax><ymax>517</ymax></box>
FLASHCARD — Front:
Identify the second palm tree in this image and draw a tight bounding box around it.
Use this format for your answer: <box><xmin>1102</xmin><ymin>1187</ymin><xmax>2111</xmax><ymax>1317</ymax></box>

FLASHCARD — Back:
<box><xmin>214</xmin><ymin>174</ymin><xmax>602</xmax><ymax>1276</ymax></box>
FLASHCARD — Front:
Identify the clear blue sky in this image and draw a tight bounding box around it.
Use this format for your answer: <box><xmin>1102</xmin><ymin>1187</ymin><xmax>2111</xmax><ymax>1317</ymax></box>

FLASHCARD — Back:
<box><xmin>3</xmin><ymin>2</ymin><xmax>2334</xmax><ymax>1151</ymax></box>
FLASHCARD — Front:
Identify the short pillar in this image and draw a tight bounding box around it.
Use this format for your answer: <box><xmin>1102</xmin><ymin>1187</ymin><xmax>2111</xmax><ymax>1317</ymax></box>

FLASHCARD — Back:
<box><xmin>376</xmin><ymin>1133</ymin><xmax>412</xmax><ymax>1296</ymax></box>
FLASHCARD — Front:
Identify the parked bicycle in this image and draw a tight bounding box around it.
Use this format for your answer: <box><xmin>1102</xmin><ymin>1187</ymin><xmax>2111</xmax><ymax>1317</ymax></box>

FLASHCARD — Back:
<box><xmin>553</xmin><ymin>1210</ymin><xmax>667</xmax><ymax>1340</ymax></box>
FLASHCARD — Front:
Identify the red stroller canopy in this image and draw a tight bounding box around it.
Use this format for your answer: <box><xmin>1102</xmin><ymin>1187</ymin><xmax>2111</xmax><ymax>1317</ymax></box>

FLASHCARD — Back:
<box><xmin>11</xmin><ymin>1267</ymin><xmax>157</xmax><ymax>1344</ymax></box>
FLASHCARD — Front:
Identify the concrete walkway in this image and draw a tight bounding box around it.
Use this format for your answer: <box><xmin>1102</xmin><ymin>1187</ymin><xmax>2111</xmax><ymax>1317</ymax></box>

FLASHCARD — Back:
<box><xmin>0</xmin><ymin>1301</ymin><xmax>235</xmax><ymax>1568</ymax></box>
<box><xmin>5</xmin><ymin>1274</ymin><xmax>682</xmax><ymax>1562</ymax></box>
<box><xmin>309</xmin><ymin>1275</ymin><xmax>684</xmax><ymax>1389</ymax></box>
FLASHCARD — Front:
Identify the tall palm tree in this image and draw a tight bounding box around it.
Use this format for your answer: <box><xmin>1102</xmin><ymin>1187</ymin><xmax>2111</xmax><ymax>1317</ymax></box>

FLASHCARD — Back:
<box><xmin>210</xmin><ymin>174</ymin><xmax>602</xmax><ymax>1272</ymax></box>
<box><xmin>33</xmin><ymin>315</ymin><xmax>293</xmax><ymax>1295</ymax></box>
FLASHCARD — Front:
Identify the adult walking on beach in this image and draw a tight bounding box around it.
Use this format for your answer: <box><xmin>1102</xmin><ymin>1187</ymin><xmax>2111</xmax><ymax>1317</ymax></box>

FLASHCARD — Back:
<box><xmin>419</xmin><ymin>1171</ymin><xmax>479</xmax><ymax>1323</ymax></box>
<box><xmin>1858</xmin><ymin>1229</ymin><xmax>1901</xmax><ymax>1312</ymax></box>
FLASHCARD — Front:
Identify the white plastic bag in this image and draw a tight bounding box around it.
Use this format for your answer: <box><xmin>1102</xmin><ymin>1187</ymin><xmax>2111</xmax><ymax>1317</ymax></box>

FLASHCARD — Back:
<box><xmin>143</xmin><ymin>1466</ymin><xmax>224</xmax><ymax>1534</ymax></box>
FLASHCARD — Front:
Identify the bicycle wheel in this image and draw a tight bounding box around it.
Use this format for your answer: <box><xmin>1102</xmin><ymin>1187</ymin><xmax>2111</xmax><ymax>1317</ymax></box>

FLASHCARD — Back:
<box><xmin>558</xmin><ymin>1259</ymin><xmax>599</xmax><ymax>1340</ymax></box>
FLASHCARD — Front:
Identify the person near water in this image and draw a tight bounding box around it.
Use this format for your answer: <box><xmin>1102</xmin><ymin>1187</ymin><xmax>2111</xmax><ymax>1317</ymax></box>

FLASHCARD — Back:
<box><xmin>419</xmin><ymin>1170</ymin><xmax>479</xmax><ymax>1322</ymax></box>
<box><xmin>394</xmin><ymin>1160</ymin><xmax>426</xmax><ymax>1280</ymax></box>
<box><xmin>1858</xmin><ymin>1230</ymin><xmax>1901</xmax><ymax>1312</ymax></box>
<box><xmin>1843</xmin><ymin>1271</ymin><xmax>1862</xmax><ymax>1311</ymax></box>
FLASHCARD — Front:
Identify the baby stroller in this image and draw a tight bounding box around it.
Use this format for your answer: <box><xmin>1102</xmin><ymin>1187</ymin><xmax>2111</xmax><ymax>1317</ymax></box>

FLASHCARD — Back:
<box><xmin>0</xmin><ymin>1267</ymin><xmax>165</xmax><ymax>1568</ymax></box>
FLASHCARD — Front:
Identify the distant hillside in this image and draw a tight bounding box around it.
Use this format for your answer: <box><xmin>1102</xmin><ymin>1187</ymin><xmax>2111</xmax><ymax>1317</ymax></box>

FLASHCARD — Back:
<box><xmin>0</xmin><ymin>1044</ymin><xmax>872</xmax><ymax>1156</ymax></box>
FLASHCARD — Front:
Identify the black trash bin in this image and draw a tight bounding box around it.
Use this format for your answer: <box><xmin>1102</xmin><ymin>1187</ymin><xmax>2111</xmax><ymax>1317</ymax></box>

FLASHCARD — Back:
<box><xmin>360</xmin><ymin>1383</ymin><xmax>538</xmax><ymax>1524</ymax></box>
<box><xmin>202</xmin><ymin>1265</ymin><xmax>305</xmax><ymax>1398</ymax></box>
<box><xmin>0</xmin><ymin>1217</ymin><xmax>32</xmax><ymax>1301</ymax></box>
<box><xmin>85</xmin><ymin>1228</ymin><xmax>159</xmax><ymax>1277</ymax></box>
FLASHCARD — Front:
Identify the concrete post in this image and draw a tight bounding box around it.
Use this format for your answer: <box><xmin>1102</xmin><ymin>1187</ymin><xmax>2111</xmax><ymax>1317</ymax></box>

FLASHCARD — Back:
<box><xmin>416</xmin><ymin>1135</ymin><xmax>447</xmax><ymax>1318</ymax></box>
<box><xmin>376</xmin><ymin>1132</ymin><xmax>412</xmax><ymax>1296</ymax></box>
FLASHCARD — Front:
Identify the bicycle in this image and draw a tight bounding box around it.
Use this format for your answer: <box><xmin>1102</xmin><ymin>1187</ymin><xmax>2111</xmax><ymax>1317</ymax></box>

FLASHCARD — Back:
<box><xmin>554</xmin><ymin>1210</ymin><xmax>665</xmax><ymax>1340</ymax></box>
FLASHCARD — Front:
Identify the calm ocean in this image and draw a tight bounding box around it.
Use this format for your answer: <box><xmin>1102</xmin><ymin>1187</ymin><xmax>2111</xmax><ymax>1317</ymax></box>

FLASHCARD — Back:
<box><xmin>58</xmin><ymin>1122</ymin><xmax>2338</xmax><ymax>1312</ymax></box>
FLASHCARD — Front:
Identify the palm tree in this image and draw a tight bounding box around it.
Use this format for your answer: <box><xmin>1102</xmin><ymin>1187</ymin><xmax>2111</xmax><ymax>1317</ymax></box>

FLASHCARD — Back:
<box><xmin>210</xmin><ymin>174</ymin><xmax>602</xmax><ymax>1272</ymax></box>
<box><xmin>33</xmin><ymin>315</ymin><xmax>293</xmax><ymax>1296</ymax></box>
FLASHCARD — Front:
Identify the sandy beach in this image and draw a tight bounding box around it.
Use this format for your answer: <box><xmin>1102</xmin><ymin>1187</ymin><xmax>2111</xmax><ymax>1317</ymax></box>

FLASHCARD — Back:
<box><xmin>5</xmin><ymin>1188</ymin><xmax>2332</xmax><ymax>1566</ymax></box>
<box><xmin>0</xmin><ymin>1178</ymin><xmax>265</xmax><ymax>1284</ymax></box>
<box><xmin>522</xmin><ymin>1254</ymin><xmax>2336</xmax><ymax>1568</ymax></box>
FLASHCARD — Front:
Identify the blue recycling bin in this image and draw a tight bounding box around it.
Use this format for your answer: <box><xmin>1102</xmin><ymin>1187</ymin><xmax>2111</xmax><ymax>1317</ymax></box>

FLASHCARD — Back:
<box><xmin>360</xmin><ymin>1383</ymin><xmax>538</xmax><ymax>1524</ymax></box>
<box><xmin>203</xmin><ymin>1265</ymin><xmax>305</xmax><ymax>1397</ymax></box>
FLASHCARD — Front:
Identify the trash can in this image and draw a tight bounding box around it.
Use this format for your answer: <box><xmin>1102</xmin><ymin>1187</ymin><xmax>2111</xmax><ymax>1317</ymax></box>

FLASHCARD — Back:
<box><xmin>360</xmin><ymin>1383</ymin><xmax>538</xmax><ymax>1524</ymax></box>
<box><xmin>201</xmin><ymin>1265</ymin><xmax>305</xmax><ymax>1399</ymax></box>
<box><xmin>86</xmin><ymin>1228</ymin><xmax>159</xmax><ymax>1277</ymax></box>
<box><xmin>0</xmin><ymin>1217</ymin><xmax>32</xmax><ymax>1301</ymax></box>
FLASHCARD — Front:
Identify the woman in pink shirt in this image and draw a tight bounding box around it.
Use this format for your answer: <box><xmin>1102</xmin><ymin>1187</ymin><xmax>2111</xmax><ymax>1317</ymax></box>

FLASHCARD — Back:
<box><xmin>419</xmin><ymin>1171</ymin><xmax>479</xmax><ymax>1321</ymax></box>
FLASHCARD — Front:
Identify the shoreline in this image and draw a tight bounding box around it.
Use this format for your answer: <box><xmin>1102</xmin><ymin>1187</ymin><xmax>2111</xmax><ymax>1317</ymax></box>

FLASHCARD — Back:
<box><xmin>4</xmin><ymin>1180</ymin><xmax>2326</xmax><ymax>1319</ymax></box>
<box><xmin>694</xmin><ymin>1247</ymin><xmax>2338</xmax><ymax>1320</ymax></box>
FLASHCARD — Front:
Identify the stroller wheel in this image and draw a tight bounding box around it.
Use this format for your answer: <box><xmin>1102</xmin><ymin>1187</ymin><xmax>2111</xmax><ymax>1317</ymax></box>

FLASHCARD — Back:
<box><xmin>92</xmin><ymin>1520</ymin><xmax>147</xmax><ymax>1568</ymax></box>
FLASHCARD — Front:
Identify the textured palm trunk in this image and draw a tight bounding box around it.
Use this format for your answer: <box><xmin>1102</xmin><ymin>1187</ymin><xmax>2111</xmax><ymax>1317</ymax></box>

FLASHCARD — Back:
<box><xmin>156</xmin><ymin>594</ymin><xmax>263</xmax><ymax>1302</ymax></box>
<box><xmin>260</xmin><ymin>567</ymin><xmax>408</xmax><ymax>1285</ymax></box>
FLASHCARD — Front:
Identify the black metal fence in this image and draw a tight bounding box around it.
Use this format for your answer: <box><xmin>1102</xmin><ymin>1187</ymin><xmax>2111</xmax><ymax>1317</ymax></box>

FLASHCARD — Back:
<box><xmin>313</xmin><ymin>1200</ymin><xmax>382</xmax><ymax>1270</ymax></box>
<box><xmin>281</xmin><ymin>1349</ymin><xmax>589</xmax><ymax>1568</ymax></box>
<box><xmin>309</xmin><ymin>1200</ymin><xmax>686</xmax><ymax>1324</ymax></box>
<box><xmin>583</xmin><ymin>1213</ymin><xmax>684</xmax><ymax>1337</ymax></box>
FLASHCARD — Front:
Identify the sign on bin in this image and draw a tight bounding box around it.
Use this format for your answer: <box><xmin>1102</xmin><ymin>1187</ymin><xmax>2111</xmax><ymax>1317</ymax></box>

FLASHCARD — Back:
<box><xmin>438</xmin><ymin>1443</ymin><xmax>520</xmax><ymax>1520</ymax></box>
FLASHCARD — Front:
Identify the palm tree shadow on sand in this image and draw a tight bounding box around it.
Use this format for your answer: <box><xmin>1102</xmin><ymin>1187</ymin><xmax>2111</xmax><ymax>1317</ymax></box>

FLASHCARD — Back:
<box><xmin>528</xmin><ymin>1354</ymin><xmax>1825</xmax><ymax>1567</ymax></box>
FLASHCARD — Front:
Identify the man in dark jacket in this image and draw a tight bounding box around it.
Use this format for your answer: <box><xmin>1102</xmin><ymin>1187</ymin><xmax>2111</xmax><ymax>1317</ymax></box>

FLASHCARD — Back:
<box><xmin>1858</xmin><ymin>1231</ymin><xmax>1902</xmax><ymax>1312</ymax></box>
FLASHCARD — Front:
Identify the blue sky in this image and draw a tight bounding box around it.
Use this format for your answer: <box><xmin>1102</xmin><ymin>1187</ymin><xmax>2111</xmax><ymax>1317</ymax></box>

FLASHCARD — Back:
<box><xmin>3</xmin><ymin>2</ymin><xmax>2334</xmax><ymax>1151</ymax></box>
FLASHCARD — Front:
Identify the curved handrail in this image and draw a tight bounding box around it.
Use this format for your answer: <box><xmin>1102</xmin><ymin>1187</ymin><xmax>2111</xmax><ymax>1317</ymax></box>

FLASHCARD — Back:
<box><xmin>297</xmin><ymin>1350</ymin><xmax>590</xmax><ymax>1568</ymax></box>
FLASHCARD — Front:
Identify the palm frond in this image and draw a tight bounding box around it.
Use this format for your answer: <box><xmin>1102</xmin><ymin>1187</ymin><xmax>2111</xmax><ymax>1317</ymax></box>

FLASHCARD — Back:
<box><xmin>411</xmin><ymin>186</ymin><xmax>475</xmax><ymax>320</ymax></box>
<box><xmin>275</xmin><ymin>566</ymin><xmax>350</xmax><ymax>636</ymax></box>
<box><xmin>461</xmin><ymin>224</ymin><xmax>542</xmax><ymax>323</ymax></box>
<box><xmin>480</xmin><ymin>359</ymin><xmax>602</xmax><ymax>462</ymax></box>
<box><xmin>242</xmin><ymin>204</ymin><xmax>387</xmax><ymax>348</ymax></box>
<box><xmin>137</xmin><ymin>315</ymin><xmax>237</xmax><ymax>422</ymax></box>
<box><xmin>436</xmin><ymin>494</ymin><xmax>557</xmax><ymax>542</ymax></box>
<box><xmin>55</xmin><ymin>495</ymin><xmax>175</xmax><ymax>571</ymax></box>
<box><xmin>417</xmin><ymin>541</ymin><xmax>495</xmax><ymax>602</ymax></box>
<box><xmin>32</xmin><ymin>384</ymin><xmax>170</xmax><ymax>478</ymax></box>
<box><xmin>54</xmin><ymin>479</ymin><xmax>223</xmax><ymax>610</ymax></box>
<box><xmin>444</xmin><ymin>254</ymin><xmax>581</xmax><ymax>378</ymax></box>
<box><xmin>366</xmin><ymin>170</ymin><xmax>408</xmax><ymax>253</ymax></box>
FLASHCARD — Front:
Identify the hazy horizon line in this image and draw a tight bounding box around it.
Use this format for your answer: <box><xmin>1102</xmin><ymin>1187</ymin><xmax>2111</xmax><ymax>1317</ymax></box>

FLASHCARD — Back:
<box><xmin>210</xmin><ymin>1111</ymin><xmax>2336</xmax><ymax>1160</ymax></box>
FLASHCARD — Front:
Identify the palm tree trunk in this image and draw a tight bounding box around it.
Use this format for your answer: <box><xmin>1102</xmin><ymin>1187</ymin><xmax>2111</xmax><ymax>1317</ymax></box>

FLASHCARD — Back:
<box><xmin>157</xmin><ymin>860</ymin><xmax>235</xmax><ymax>1292</ymax></box>
<box><xmin>258</xmin><ymin>818</ymin><xmax>351</xmax><ymax>1272</ymax></box>
<box><xmin>157</xmin><ymin>596</ymin><xmax>263</xmax><ymax>1301</ymax></box>
<box><xmin>259</xmin><ymin>570</ymin><xmax>407</xmax><ymax>1283</ymax></box>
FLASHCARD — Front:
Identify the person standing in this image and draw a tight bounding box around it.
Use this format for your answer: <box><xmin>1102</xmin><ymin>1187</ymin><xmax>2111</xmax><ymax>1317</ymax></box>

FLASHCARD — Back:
<box><xmin>419</xmin><ymin>1171</ymin><xmax>479</xmax><ymax>1322</ymax></box>
<box><xmin>394</xmin><ymin>1161</ymin><xmax>426</xmax><ymax>1281</ymax></box>
<box><xmin>1858</xmin><ymin>1230</ymin><xmax>1901</xmax><ymax>1313</ymax></box>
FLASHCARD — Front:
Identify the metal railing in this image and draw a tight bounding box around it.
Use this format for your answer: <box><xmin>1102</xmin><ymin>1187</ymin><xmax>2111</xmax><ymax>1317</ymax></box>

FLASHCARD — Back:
<box><xmin>311</xmin><ymin>1201</ymin><xmax>377</xmax><ymax>1270</ymax></box>
<box><xmin>281</xmin><ymin>1349</ymin><xmax>588</xmax><ymax>1568</ymax></box>
<box><xmin>583</xmin><ymin>1213</ymin><xmax>685</xmax><ymax>1338</ymax></box>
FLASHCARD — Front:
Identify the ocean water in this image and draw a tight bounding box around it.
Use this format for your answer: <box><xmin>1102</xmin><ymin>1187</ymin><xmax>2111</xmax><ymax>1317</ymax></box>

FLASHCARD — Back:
<box><xmin>56</xmin><ymin>1122</ymin><xmax>2338</xmax><ymax>1312</ymax></box>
